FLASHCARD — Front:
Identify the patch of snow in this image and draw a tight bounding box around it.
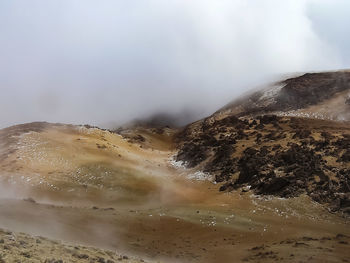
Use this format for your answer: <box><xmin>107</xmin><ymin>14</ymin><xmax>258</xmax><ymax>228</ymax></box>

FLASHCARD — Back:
<box><xmin>276</xmin><ymin>110</ymin><xmax>329</xmax><ymax>120</ymax></box>
<box><xmin>260</xmin><ymin>84</ymin><xmax>284</xmax><ymax>101</ymax></box>
<box><xmin>169</xmin><ymin>156</ymin><xmax>215</xmax><ymax>182</ymax></box>
<box><xmin>255</xmin><ymin>84</ymin><xmax>285</xmax><ymax>108</ymax></box>
<box><xmin>187</xmin><ymin>171</ymin><xmax>214</xmax><ymax>181</ymax></box>
<box><xmin>169</xmin><ymin>158</ymin><xmax>187</xmax><ymax>169</ymax></box>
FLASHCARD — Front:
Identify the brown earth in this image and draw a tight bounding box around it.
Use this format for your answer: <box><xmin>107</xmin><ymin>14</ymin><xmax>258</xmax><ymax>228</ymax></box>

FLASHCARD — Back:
<box><xmin>0</xmin><ymin>228</ymin><xmax>147</xmax><ymax>263</ymax></box>
<box><xmin>2</xmin><ymin>70</ymin><xmax>350</xmax><ymax>262</ymax></box>
<box><xmin>0</xmin><ymin>122</ymin><xmax>349</xmax><ymax>262</ymax></box>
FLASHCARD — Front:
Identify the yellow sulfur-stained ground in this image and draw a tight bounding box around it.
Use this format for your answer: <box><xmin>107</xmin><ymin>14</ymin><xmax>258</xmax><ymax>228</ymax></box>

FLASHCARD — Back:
<box><xmin>0</xmin><ymin>123</ymin><xmax>349</xmax><ymax>263</ymax></box>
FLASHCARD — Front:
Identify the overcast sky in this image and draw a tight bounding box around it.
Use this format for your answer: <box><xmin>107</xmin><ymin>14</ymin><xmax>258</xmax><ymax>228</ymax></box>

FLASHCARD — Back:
<box><xmin>0</xmin><ymin>0</ymin><xmax>349</xmax><ymax>128</ymax></box>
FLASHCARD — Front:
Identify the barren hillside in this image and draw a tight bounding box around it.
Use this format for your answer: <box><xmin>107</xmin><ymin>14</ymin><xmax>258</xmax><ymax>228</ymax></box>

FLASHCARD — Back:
<box><xmin>0</xmin><ymin>71</ymin><xmax>350</xmax><ymax>262</ymax></box>
<box><xmin>216</xmin><ymin>71</ymin><xmax>350</xmax><ymax>121</ymax></box>
<box><xmin>0</xmin><ymin>119</ymin><xmax>349</xmax><ymax>262</ymax></box>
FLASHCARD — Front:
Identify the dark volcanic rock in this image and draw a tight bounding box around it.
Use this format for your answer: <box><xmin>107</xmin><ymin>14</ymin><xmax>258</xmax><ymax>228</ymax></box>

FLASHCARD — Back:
<box><xmin>176</xmin><ymin>142</ymin><xmax>208</xmax><ymax>168</ymax></box>
<box><xmin>257</xmin><ymin>115</ymin><xmax>278</xmax><ymax>125</ymax></box>
<box><xmin>175</xmin><ymin>114</ymin><xmax>350</xmax><ymax>214</ymax></box>
<box><xmin>339</xmin><ymin>149</ymin><xmax>350</xmax><ymax>162</ymax></box>
<box><xmin>256</xmin><ymin>177</ymin><xmax>290</xmax><ymax>195</ymax></box>
<box><xmin>346</xmin><ymin>97</ymin><xmax>350</xmax><ymax>105</ymax></box>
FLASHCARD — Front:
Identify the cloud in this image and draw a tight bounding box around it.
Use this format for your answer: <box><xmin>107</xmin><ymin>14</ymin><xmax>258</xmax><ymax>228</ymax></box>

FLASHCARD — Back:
<box><xmin>0</xmin><ymin>0</ymin><xmax>348</xmax><ymax>128</ymax></box>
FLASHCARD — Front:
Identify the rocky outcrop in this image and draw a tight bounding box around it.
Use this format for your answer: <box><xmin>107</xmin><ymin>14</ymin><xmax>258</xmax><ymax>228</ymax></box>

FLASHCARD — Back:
<box><xmin>175</xmin><ymin>115</ymin><xmax>350</xmax><ymax>214</ymax></box>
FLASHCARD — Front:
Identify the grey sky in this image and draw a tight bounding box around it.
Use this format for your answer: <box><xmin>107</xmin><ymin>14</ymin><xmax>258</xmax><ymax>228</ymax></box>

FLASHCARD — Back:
<box><xmin>0</xmin><ymin>0</ymin><xmax>349</xmax><ymax>128</ymax></box>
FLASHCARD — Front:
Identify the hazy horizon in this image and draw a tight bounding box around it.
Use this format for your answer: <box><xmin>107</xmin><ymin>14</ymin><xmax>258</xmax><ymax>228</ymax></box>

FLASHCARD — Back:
<box><xmin>1</xmin><ymin>0</ymin><xmax>350</xmax><ymax>129</ymax></box>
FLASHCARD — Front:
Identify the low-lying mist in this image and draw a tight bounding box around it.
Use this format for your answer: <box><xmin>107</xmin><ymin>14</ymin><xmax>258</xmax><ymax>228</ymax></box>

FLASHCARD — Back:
<box><xmin>0</xmin><ymin>0</ymin><xmax>349</xmax><ymax>129</ymax></box>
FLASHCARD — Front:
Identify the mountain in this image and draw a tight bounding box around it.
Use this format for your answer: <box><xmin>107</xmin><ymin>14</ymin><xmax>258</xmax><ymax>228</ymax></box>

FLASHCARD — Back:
<box><xmin>216</xmin><ymin>71</ymin><xmax>350</xmax><ymax>121</ymax></box>
<box><xmin>120</xmin><ymin>109</ymin><xmax>201</xmax><ymax>129</ymax></box>
<box><xmin>175</xmin><ymin>71</ymin><xmax>350</xmax><ymax>215</ymax></box>
<box><xmin>0</xmin><ymin>71</ymin><xmax>349</xmax><ymax>263</ymax></box>
<box><xmin>175</xmin><ymin>115</ymin><xmax>350</xmax><ymax>213</ymax></box>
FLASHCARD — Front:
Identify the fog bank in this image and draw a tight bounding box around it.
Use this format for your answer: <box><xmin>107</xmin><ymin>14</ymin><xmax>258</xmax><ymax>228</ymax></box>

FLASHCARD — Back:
<box><xmin>0</xmin><ymin>0</ymin><xmax>349</xmax><ymax>128</ymax></box>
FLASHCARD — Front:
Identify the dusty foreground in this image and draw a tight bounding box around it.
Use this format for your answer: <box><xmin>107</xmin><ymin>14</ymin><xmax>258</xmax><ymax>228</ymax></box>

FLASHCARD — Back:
<box><xmin>0</xmin><ymin>122</ymin><xmax>349</xmax><ymax>262</ymax></box>
<box><xmin>0</xmin><ymin>228</ymin><xmax>148</xmax><ymax>263</ymax></box>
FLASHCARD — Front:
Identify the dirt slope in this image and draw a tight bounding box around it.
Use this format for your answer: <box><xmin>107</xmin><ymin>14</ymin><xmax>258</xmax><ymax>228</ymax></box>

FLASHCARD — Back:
<box><xmin>0</xmin><ymin>114</ymin><xmax>350</xmax><ymax>263</ymax></box>
<box><xmin>216</xmin><ymin>71</ymin><xmax>350</xmax><ymax>121</ymax></box>
<box><xmin>0</xmin><ymin>228</ymin><xmax>148</xmax><ymax>263</ymax></box>
<box><xmin>0</xmin><ymin>117</ymin><xmax>349</xmax><ymax>263</ymax></box>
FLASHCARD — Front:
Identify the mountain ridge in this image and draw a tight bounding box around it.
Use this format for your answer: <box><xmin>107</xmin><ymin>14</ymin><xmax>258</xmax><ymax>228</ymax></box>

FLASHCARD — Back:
<box><xmin>214</xmin><ymin>71</ymin><xmax>350</xmax><ymax>122</ymax></box>
<box><xmin>174</xmin><ymin>70</ymin><xmax>350</xmax><ymax>215</ymax></box>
